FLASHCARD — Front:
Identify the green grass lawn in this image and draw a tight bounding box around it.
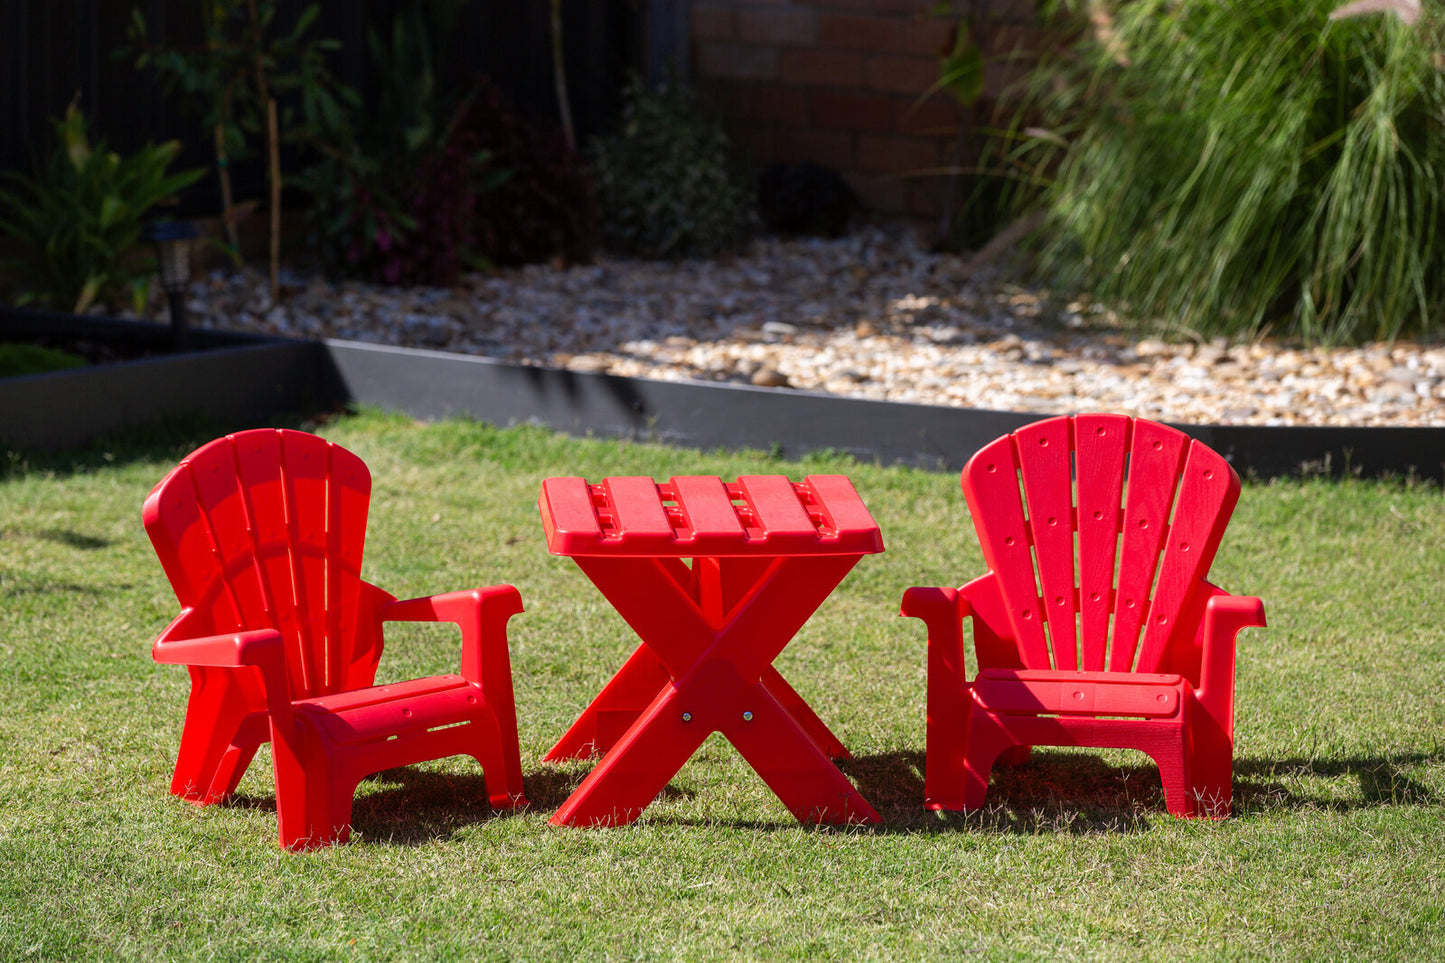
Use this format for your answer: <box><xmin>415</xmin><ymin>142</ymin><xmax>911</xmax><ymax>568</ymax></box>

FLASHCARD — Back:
<box><xmin>1</xmin><ymin>410</ymin><xmax>1441</xmax><ymax>961</ymax></box>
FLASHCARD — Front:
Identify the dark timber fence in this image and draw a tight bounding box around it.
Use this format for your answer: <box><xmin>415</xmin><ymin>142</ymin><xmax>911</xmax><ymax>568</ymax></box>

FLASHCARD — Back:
<box><xmin>1</xmin><ymin>0</ymin><xmax>651</xmax><ymax>214</ymax></box>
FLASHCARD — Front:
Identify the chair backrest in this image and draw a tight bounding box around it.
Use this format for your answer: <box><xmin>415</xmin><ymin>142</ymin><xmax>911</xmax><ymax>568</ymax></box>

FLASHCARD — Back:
<box><xmin>143</xmin><ymin>429</ymin><xmax>380</xmax><ymax>699</ymax></box>
<box><xmin>962</xmin><ymin>414</ymin><xmax>1240</xmax><ymax>677</ymax></box>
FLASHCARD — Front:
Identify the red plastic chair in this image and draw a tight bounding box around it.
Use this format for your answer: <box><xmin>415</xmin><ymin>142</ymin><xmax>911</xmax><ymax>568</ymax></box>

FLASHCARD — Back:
<box><xmin>902</xmin><ymin>414</ymin><xmax>1266</xmax><ymax>818</ymax></box>
<box><xmin>144</xmin><ymin>428</ymin><xmax>527</xmax><ymax>849</ymax></box>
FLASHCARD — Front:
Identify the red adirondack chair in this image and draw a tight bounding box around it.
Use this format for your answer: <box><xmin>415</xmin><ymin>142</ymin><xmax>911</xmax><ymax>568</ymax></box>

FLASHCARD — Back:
<box><xmin>144</xmin><ymin>428</ymin><xmax>528</xmax><ymax>849</ymax></box>
<box><xmin>902</xmin><ymin>414</ymin><xmax>1266</xmax><ymax>818</ymax></box>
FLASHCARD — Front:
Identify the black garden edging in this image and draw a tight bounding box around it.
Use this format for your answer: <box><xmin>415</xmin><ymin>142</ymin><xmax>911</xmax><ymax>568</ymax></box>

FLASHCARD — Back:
<box><xmin>319</xmin><ymin>341</ymin><xmax>1445</xmax><ymax>481</ymax></box>
<box><xmin>0</xmin><ymin>309</ymin><xmax>324</xmax><ymax>451</ymax></box>
<box><xmin>4</xmin><ymin>310</ymin><xmax>1444</xmax><ymax>480</ymax></box>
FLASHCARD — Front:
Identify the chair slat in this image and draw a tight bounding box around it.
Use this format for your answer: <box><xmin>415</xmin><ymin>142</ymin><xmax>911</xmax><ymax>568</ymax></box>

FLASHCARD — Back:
<box><xmin>229</xmin><ymin>430</ymin><xmax>310</xmax><ymax>692</ymax></box>
<box><xmin>282</xmin><ymin>432</ymin><xmax>337</xmax><ymax>697</ymax></box>
<box><xmin>1073</xmin><ymin>413</ymin><xmax>1130</xmax><ymax>671</ymax></box>
<box><xmin>1013</xmin><ymin>418</ymin><xmax>1078</xmax><ymax>669</ymax></box>
<box><xmin>1134</xmin><ymin>441</ymin><xmax>1240</xmax><ymax>672</ymax></box>
<box><xmin>962</xmin><ymin>434</ymin><xmax>1051</xmax><ymax>669</ymax></box>
<box><xmin>324</xmin><ymin>443</ymin><xmax>371</xmax><ymax>694</ymax></box>
<box><xmin>187</xmin><ymin>439</ymin><xmax>273</xmax><ymax>638</ymax></box>
<box><xmin>1110</xmin><ymin>421</ymin><xmax>1187</xmax><ymax>670</ymax></box>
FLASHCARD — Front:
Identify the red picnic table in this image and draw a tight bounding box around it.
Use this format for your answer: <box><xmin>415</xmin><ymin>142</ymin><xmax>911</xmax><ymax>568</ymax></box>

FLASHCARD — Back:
<box><xmin>539</xmin><ymin>473</ymin><xmax>885</xmax><ymax>827</ymax></box>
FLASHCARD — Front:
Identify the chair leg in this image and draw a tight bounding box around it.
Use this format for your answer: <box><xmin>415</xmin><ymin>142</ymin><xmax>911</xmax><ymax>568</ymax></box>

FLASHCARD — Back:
<box><xmin>1148</xmin><ymin>729</ymin><xmax>1199</xmax><ymax>818</ymax></box>
<box><xmin>924</xmin><ymin>704</ymin><xmax>969</xmax><ymax>811</ymax></box>
<box><xmin>924</xmin><ymin>673</ymin><xmax>973</xmax><ymax>811</ymax></box>
<box><xmin>1186</xmin><ymin>713</ymin><xmax>1234</xmax><ymax>819</ymax></box>
<box><xmin>272</xmin><ymin>723</ymin><xmax>356</xmax><ymax>850</ymax></box>
<box><xmin>475</xmin><ymin>634</ymin><xmax>527</xmax><ymax>804</ymax></box>
<box><xmin>467</xmin><ymin>709</ymin><xmax>528</xmax><ymax>809</ymax></box>
<box><xmin>961</xmin><ymin>713</ymin><xmax>1017</xmax><ymax>811</ymax></box>
<box><xmin>170</xmin><ymin>670</ymin><xmax>263</xmax><ymax>804</ymax></box>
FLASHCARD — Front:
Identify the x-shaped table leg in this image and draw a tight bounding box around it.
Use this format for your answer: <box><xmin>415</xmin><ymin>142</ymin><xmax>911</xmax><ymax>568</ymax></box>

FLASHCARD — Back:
<box><xmin>546</xmin><ymin>556</ymin><xmax>851</xmax><ymax>761</ymax></box>
<box><xmin>549</xmin><ymin>553</ymin><xmax>878</xmax><ymax>827</ymax></box>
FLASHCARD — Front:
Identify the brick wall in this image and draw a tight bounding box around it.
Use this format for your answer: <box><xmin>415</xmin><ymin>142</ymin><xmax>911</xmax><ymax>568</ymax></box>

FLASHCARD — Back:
<box><xmin>690</xmin><ymin>0</ymin><xmax>1036</xmax><ymax>226</ymax></box>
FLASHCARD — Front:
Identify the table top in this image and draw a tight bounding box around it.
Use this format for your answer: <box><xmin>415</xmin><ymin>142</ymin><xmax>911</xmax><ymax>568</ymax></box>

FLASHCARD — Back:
<box><xmin>539</xmin><ymin>474</ymin><xmax>884</xmax><ymax>558</ymax></box>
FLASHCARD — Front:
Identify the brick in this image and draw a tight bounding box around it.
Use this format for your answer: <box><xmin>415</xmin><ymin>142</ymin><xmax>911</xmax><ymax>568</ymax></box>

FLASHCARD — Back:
<box><xmin>691</xmin><ymin>3</ymin><xmax>736</xmax><ymax>42</ymax></box>
<box><xmin>858</xmin><ymin>133</ymin><xmax>945</xmax><ymax>173</ymax></box>
<box><xmin>984</xmin><ymin>59</ymin><xmax>1031</xmax><ymax>98</ymax></box>
<box><xmin>864</xmin><ymin>54</ymin><xmax>940</xmax><ymax>94</ymax></box>
<box><xmin>985</xmin><ymin>22</ymin><xmax>1041</xmax><ymax>56</ymax></box>
<box><xmin>809</xmin><ymin>91</ymin><xmax>897</xmax><ymax>132</ymax></box>
<box><xmin>774</xmin><ymin>128</ymin><xmax>857</xmax><ymax>170</ymax></box>
<box><xmin>738</xmin><ymin>7</ymin><xmax>817</xmax><ymax>45</ymax></box>
<box><xmin>780</xmin><ymin>48</ymin><xmax>864</xmax><ymax>86</ymax></box>
<box><xmin>816</xmin><ymin>14</ymin><xmax>901</xmax><ymax>52</ymax></box>
<box><xmin>716</xmin><ymin>82</ymin><xmax>810</xmax><ymax>126</ymax></box>
<box><xmin>897</xmin><ymin>96</ymin><xmax>961</xmax><ymax>136</ymax></box>
<box><xmin>900</xmin><ymin>16</ymin><xmax>956</xmax><ymax>56</ymax></box>
<box><xmin>728</xmin><ymin>125</ymin><xmax>778</xmax><ymax>164</ymax></box>
<box><xmin>989</xmin><ymin>0</ymin><xmax>1036</xmax><ymax>21</ymax></box>
<box><xmin>850</xmin><ymin>174</ymin><xmax>909</xmax><ymax>215</ymax></box>
<box><xmin>908</xmin><ymin>179</ymin><xmax>949</xmax><ymax>218</ymax></box>
<box><xmin>796</xmin><ymin>0</ymin><xmax>934</xmax><ymax>12</ymax></box>
<box><xmin>698</xmin><ymin>43</ymin><xmax>781</xmax><ymax>81</ymax></box>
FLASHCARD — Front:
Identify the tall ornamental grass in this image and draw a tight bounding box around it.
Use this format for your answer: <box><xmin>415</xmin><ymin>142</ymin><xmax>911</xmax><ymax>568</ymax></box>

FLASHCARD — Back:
<box><xmin>1012</xmin><ymin>0</ymin><xmax>1445</xmax><ymax>344</ymax></box>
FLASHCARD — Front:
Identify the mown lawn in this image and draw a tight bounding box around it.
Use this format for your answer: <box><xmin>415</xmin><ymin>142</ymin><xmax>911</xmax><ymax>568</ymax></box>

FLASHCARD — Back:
<box><xmin>1</xmin><ymin>410</ymin><xmax>1441</xmax><ymax>961</ymax></box>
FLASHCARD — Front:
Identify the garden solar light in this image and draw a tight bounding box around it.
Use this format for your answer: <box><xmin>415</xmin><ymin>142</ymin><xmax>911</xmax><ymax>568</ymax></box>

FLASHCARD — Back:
<box><xmin>142</xmin><ymin>219</ymin><xmax>199</xmax><ymax>350</ymax></box>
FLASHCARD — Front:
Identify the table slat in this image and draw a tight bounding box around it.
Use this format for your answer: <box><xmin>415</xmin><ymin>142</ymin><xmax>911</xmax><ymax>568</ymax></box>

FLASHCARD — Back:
<box><xmin>737</xmin><ymin>475</ymin><xmax>815</xmax><ymax>540</ymax></box>
<box><xmin>539</xmin><ymin>477</ymin><xmax>602</xmax><ymax>553</ymax></box>
<box><xmin>804</xmin><ymin>474</ymin><xmax>883</xmax><ymax>549</ymax></box>
<box><xmin>669</xmin><ymin>475</ymin><xmax>745</xmax><ymax>540</ymax></box>
<box><xmin>541</xmin><ymin>474</ymin><xmax>882</xmax><ymax>557</ymax></box>
<box><xmin>603</xmin><ymin>477</ymin><xmax>672</xmax><ymax>538</ymax></box>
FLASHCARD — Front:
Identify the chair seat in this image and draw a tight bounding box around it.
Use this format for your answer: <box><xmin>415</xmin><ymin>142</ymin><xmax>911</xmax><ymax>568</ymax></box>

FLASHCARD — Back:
<box><xmin>973</xmin><ymin>668</ymin><xmax>1185</xmax><ymax>717</ymax></box>
<box><xmin>296</xmin><ymin>674</ymin><xmax>484</xmax><ymax>744</ymax></box>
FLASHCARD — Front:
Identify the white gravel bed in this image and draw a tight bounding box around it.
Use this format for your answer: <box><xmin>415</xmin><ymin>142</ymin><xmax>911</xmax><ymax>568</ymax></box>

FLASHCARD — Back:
<box><xmin>186</xmin><ymin>226</ymin><xmax>1445</xmax><ymax>428</ymax></box>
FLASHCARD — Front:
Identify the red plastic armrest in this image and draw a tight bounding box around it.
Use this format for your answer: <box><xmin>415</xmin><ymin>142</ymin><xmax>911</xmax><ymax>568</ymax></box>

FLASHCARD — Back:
<box><xmin>900</xmin><ymin>585</ymin><xmax>968</xmax><ymax>623</ymax></box>
<box><xmin>380</xmin><ymin>585</ymin><xmax>524</xmax><ymax>685</ymax></box>
<box><xmin>901</xmin><ymin>585</ymin><xmax>971</xmax><ymax>683</ymax></box>
<box><xmin>1196</xmin><ymin>594</ymin><xmax>1267</xmax><ymax>728</ymax></box>
<box><xmin>152</xmin><ymin>624</ymin><xmax>295</xmax><ymax>728</ymax></box>
<box><xmin>152</xmin><ymin>627</ymin><xmax>286</xmax><ymax>669</ymax></box>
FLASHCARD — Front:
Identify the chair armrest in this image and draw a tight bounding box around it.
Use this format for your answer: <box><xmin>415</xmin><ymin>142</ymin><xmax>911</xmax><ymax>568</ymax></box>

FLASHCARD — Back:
<box><xmin>381</xmin><ymin>585</ymin><xmax>524</xmax><ymax>686</ymax></box>
<box><xmin>1196</xmin><ymin>594</ymin><xmax>1267</xmax><ymax>732</ymax></box>
<box><xmin>152</xmin><ymin>626</ymin><xmax>286</xmax><ymax>669</ymax></box>
<box><xmin>900</xmin><ymin>585</ymin><xmax>967</xmax><ymax>623</ymax></box>
<box><xmin>901</xmin><ymin>585</ymin><xmax>971</xmax><ymax>685</ymax></box>
<box><xmin>151</xmin><ymin>622</ymin><xmax>295</xmax><ymax>728</ymax></box>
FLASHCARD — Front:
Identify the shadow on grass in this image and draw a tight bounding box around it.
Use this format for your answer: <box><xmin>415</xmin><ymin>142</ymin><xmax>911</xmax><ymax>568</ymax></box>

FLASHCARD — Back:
<box><xmin>224</xmin><ymin>764</ymin><xmax>537</xmax><ymax>848</ymax></box>
<box><xmin>1235</xmin><ymin>751</ymin><xmax>1441</xmax><ymax>812</ymax></box>
<box><xmin>216</xmin><ymin>749</ymin><xmax>1441</xmax><ymax>844</ymax></box>
<box><xmin>842</xmin><ymin>749</ymin><xmax>1158</xmax><ymax>836</ymax></box>
<box><xmin>36</xmin><ymin>528</ymin><xmax>111</xmax><ymax>550</ymax></box>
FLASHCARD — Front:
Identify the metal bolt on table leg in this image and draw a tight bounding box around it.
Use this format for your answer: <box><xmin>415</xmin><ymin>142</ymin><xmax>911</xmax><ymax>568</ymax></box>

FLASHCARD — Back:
<box><xmin>681</xmin><ymin>712</ymin><xmax>693</xmax><ymax>723</ymax></box>
<box><xmin>742</xmin><ymin>711</ymin><xmax>753</xmax><ymax>722</ymax></box>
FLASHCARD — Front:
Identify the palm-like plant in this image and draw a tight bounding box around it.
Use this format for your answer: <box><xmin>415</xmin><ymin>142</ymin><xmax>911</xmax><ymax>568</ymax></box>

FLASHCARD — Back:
<box><xmin>0</xmin><ymin>102</ymin><xmax>203</xmax><ymax>313</ymax></box>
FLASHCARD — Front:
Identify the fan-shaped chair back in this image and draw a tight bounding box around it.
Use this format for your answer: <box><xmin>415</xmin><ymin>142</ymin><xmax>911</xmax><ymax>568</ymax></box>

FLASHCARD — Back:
<box><xmin>962</xmin><ymin>413</ymin><xmax>1240</xmax><ymax>680</ymax></box>
<box><xmin>143</xmin><ymin>428</ymin><xmax>382</xmax><ymax>700</ymax></box>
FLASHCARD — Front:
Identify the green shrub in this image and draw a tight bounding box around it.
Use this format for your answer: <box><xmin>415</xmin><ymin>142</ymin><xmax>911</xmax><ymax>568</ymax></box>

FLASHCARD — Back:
<box><xmin>467</xmin><ymin>79</ymin><xmax>598</xmax><ymax>268</ymax></box>
<box><xmin>0</xmin><ymin>102</ymin><xmax>203</xmax><ymax>314</ymax></box>
<box><xmin>298</xmin><ymin>1</ymin><xmax>509</xmax><ymax>285</ymax></box>
<box><xmin>1010</xmin><ymin>0</ymin><xmax>1445</xmax><ymax>344</ymax></box>
<box><xmin>588</xmin><ymin>76</ymin><xmax>752</xmax><ymax>259</ymax></box>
